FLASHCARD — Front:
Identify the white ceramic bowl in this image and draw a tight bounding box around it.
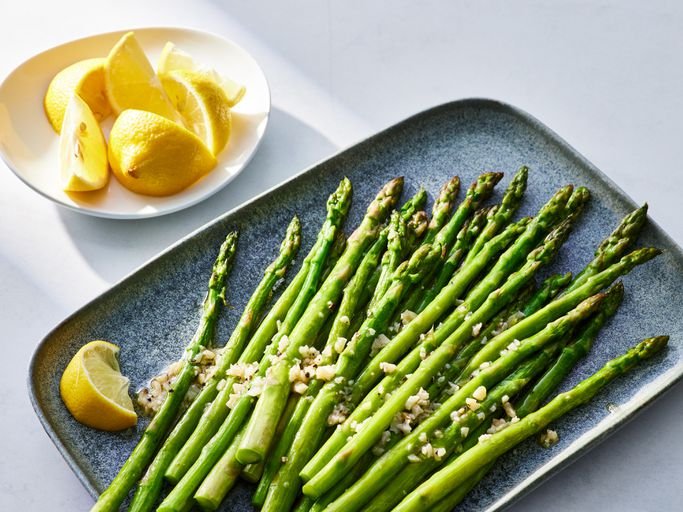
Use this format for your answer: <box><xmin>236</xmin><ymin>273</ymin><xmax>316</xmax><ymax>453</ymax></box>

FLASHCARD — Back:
<box><xmin>0</xmin><ymin>27</ymin><xmax>270</xmax><ymax>219</ymax></box>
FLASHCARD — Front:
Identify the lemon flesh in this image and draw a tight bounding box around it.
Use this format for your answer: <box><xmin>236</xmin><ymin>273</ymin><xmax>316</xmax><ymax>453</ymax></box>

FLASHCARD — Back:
<box><xmin>157</xmin><ymin>41</ymin><xmax>246</xmax><ymax>107</ymax></box>
<box><xmin>59</xmin><ymin>94</ymin><xmax>109</xmax><ymax>192</ymax></box>
<box><xmin>60</xmin><ymin>340</ymin><xmax>137</xmax><ymax>431</ymax></box>
<box><xmin>108</xmin><ymin>109</ymin><xmax>217</xmax><ymax>196</ymax></box>
<box><xmin>161</xmin><ymin>69</ymin><xmax>231</xmax><ymax>155</ymax></box>
<box><xmin>105</xmin><ymin>32</ymin><xmax>179</xmax><ymax>121</ymax></box>
<box><xmin>44</xmin><ymin>57</ymin><xmax>111</xmax><ymax>133</ymax></box>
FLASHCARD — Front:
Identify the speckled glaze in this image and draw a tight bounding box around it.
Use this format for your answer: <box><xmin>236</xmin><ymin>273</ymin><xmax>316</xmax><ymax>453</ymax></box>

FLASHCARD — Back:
<box><xmin>29</xmin><ymin>99</ymin><xmax>683</xmax><ymax>511</ymax></box>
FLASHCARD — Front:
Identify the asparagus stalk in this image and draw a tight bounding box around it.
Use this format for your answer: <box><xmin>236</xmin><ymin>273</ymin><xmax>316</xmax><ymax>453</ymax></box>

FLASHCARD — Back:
<box><xmin>432</xmin><ymin>282</ymin><xmax>625</xmax><ymax>511</ymax></box>
<box><xmin>301</xmin><ymin>221</ymin><xmax>575</xmax><ymax>497</ymax></box>
<box><xmin>164</xmin><ymin>178</ymin><xmax>353</xmax><ymax>484</ymax></box>
<box><xmin>431</xmin><ymin>201</ymin><xmax>635</xmax><ymax>418</ymax></box>
<box><xmin>347</xmin><ymin>185</ymin><xmax>571</xmax><ymax>411</ymax></box>
<box><xmin>320</xmin><ymin>231</ymin><xmax>347</xmax><ymax>282</ymax></box>
<box><xmin>198</xmin><ymin>309</ymin><xmax>341</xmax><ymax>508</ymax></box>
<box><xmin>157</xmin><ymin>179</ymin><xmax>402</xmax><ymax>512</ymax></box>
<box><xmin>416</xmin><ymin>207</ymin><xmax>489</xmax><ymax>312</ymax></box>
<box><xmin>302</xmin><ymin>244</ymin><xmax>658</xmax><ymax>495</ymax></box>
<box><xmin>427</xmin><ymin>273</ymin><xmax>569</xmax><ymax>404</ymax></box>
<box><xmin>413</xmin><ymin>167</ymin><xmax>528</xmax><ymax>317</ymax></box>
<box><xmin>400</xmin><ymin>186</ymin><xmax>428</xmax><ymax>219</ymax></box>
<box><xmin>517</xmin><ymin>281</ymin><xmax>625</xmax><ymax>416</ymax></box>
<box><xmin>193</xmin><ymin>429</ymin><xmax>245</xmax><ymax>510</ymax></box>
<box><xmin>463</xmin><ymin>166</ymin><xmax>528</xmax><ymax>265</ymax></box>
<box><xmin>459</xmin><ymin>246</ymin><xmax>659</xmax><ymax>379</ymax></box>
<box><xmin>235</xmin><ymin>178</ymin><xmax>403</xmax><ymax>466</ymax></box>
<box><xmin>298</xmin><ymin>215</ymin><xmax>532</xmax><ymax>483</ymax></box>
<box><xmin>338</xmin><ymin>342</ymin><xmax>566</xmax><ymax>512</ymax></box>
<box><xmin>423</xmin><ymin>176</ymin><xmax>461</xmax><ymax>244</ymax></box>
<box><xmin>300</xmin><ymin>187</ymin><xmax>573</xmax><ymax>481</ymax></box>
<box><xmin>405</xmin><ymin>210</ymin><xmax>429</xmax><ymax>253</ymax></box>
<box><xmin>249</xmin><ymin>220</ymin><xmax>392</xmax><ymax>507</ymax></box>
<box><xmin>128</xmin><ymin>219</ymin><xmax>301</xmax><ymax>511</ymax></box>
<box><xmin>369</xmin><ymin>212</ymin><xmax>408</xmax><ymax>310</ymax></box>
<box><xmin>260</xmin><ymin>245</ymin><xmax>439</xmax><ymax>511</ymax></box>
<box><xmin>566</xmin><ymin>204</ymin><xmax>648</xmax><ymax>293</ymax></box>
<box><xmin>394</xmin><ymin>335</ymin><xmax>669</xmax><ymax>511</ymax></box>
<box><xmin>249</xmin><ymin>255</ymin><xmax>388</xmax><ymax>509</ymax></box>
<box><xmin>402</xmin><ymin>172</ymin><xmax>504</xmax><ymax>312</ymax></box>
<box><xmin>243</xmin><ymin>390</ymin><xmax>304</xmax><ymax>485</ymax></box>
<box><xmin>91</xmin><ymin>232</ymin><xmax>238</xmax><ymax>512</ymax></box>
<box><xmin>522</xmin><ymin>272</ymin><xmax>573</xmax><ymax>316</ymax></box>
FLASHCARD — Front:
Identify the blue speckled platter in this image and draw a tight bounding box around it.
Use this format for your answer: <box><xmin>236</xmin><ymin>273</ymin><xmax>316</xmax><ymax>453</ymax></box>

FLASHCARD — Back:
<box><xmin>29</xmin><ymin>99</ymin><xmax>683</xmax><ymax>511</ymax></box>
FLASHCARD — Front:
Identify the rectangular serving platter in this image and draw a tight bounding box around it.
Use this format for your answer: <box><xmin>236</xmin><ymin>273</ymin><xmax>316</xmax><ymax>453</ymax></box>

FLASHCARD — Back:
<box><xmin>29</xmin><ymin>99</ymin><xmax>683</xmax><ymax>511</ymax></box>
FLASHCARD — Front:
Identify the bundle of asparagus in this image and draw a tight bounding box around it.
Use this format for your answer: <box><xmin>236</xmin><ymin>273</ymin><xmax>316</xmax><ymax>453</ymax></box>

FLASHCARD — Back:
<box><xmin>91</xmin><ymin>168</ymin><xmax>664</xmax><ymax>512</ymax></box>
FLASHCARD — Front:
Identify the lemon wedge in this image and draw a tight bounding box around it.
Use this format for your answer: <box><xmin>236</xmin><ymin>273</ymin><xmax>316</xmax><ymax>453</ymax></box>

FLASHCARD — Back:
<box><xmin>44</xmin><ymin>57</ymin><xmax>111</xmax><ymax>133</ymax></box>
<box><xmin>104</xmin><ymin>32</ymin><xmax>179</xmax><ymax>121</ymax></box>
<box><xmin>158</xmin><ymin>42</ymin><xmax>246</xmax><ymax>107</ymax></box>
<box><xmin>161</xmin><ymin>69</ymin><xmax>231</xmax><ymax>155</ymax></box>
<box><xmin>59</xmin><ymin>94</ymin><xmax>109</xmax><ymax>192</ymax></box>
<box><xmin>60</xmin><ymin>340</ymin><xmax>137</xmax><ymax>431</ymax></box>
<box><xmin>108</xmin><ymin>109</ymin><xmax>217</xmax><ymax>196</ymax></box>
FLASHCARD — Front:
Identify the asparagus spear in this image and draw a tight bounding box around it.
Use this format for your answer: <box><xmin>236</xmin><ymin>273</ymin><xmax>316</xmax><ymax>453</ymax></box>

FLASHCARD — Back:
<box><xmin>413</xmin><ymin>167</ymin><xmax>528</xmax><ymax>318</ymax></box>
<box><xmin>157</xmin><ymin>179</ymin><xmax>402</xmax><ymax>512</ymax></box>
<box><xmin>394</xmin><ymin>335</ymin><xmax>669</xmax><ymax>511</ymax></box>
<box><xmin>431</xmin><ymin>200</ymin><xmax>635</xmax><ymax>415</ymax></box>
<box><xmin>432</xmin><ymin>282</ymin><xmax>625</xmax><ymax>512</ymax></box>
<box><xmin>426</xmin><ymin>273</ymin><xmax>569</xmax><ymax>403</ymax></box>
<box><xmin>241</xmin><ymin>393</ymin><xmax>300</xmax><ymax>484</ymax></box>
<box><xmin>195</xmin><ymin>310</ymin><xmax>335</xmax><ymax>509</ymax></box>
<box><xmin>352</xmin><ymin>282</ymin><xmax>618</xmax><ymax>512</ymax></box>
<box><xmin>235</xmin><ymin>178</ymin><xmax>403</xmax><ymax>466</ymax></box>
<box><xmin>566</xmin><ymin>204</ymin><xmax>648</xmax><ymax>293</ymax></box>
<box><xmin>320</xmin><ymin>231</ymin><xmax>347</xmax><ymax>282</ymax></box>
<box><xmin>302</xmin><ymin>244</ymin><xmax>658</xmax><ymax>495</ymax></box>
<box><xmin>405</xmin><ymin>210</ymin><xmax>429</xmax><ymax>253</ymax></box>
<box><xmin>260</xmin><ymin>244</ymin><xmax>439</xmax><ymax>511</ymax></box>
<box><xmin>301</xmin><ymin>221</ymin><xmax>575</xmax><ymax>497</ymax></box>
<box><xmin>463</xmin><ymin>166</ymin><xmax>528</xmax><ymax>265</ymax></box>
<box><xmin>249</xmin><ymin>217</ymin><xmax>392</xmax><ymax>507</ymax></box>
<box><xmin>423</xmin><ymin>176</ymin><xmax>461</xmax><ymax>244</ymax></box>
<box><xmin>299</xmin><ymin>187</ymin><xmax>573</xmax><ymax>482</ymax></box>
<box><xmin>298</xmin><ymin>215</ymin><xmax>532</xmax><ymax>484</ymax></box>
<box><xmin>347</xmin><ymin>186</ymin><xmax>571</xmax><ymax>411</ymax></box>
<box><xmin>128</xmin><ymin>219</ymin><xmax>301</xmax><ymax>511</ymax></box>
<box><xmin>459</xmin><ymin>246</ymin><xmax>658</xmax><ymax>379</ymax></box>
<box><xmin>193</xmin><ymin>429</ymin><xmax>245</xmax><ymax>510</ymax></box>
<box><xmin>164</xmin><ymin>178</ymin><xmax>353</xmax><ymax>484</ymax></box>
<box><xmin>403</xmin><ymin>172</ymin><xmax>504</xmax><ymax>312</ymax></box>
<box><xmin>236</xmin><ymin>178</ymin><xmax>403</xmax><ymax>464</ymax></box>
<box><xmin>368</xmin><ymin>212</ymin><xmax>408</xmax><ymax>310</ymax></box>
<box><xmin>337</xmin><ymin>342</ymin><xmax>566</xmax><ymax>512</ymax></box>
<box><xmin>517</xmin><ymin>281</ymin><xmax>625</xmax><ymax>416</ymax></box>
<box><xmin>399</xmin><ymin>186</ymin><xmax>428</xmax><ymax>219</ymax></box>
<box><xmin>91</xmin><ymin>232</ymin><xmax>238</xmax><ymax>512</ymax></box>
<box><xmin>252</xmin><ymin>196</ymin><xmax>427</xmax><ymax>506</ymax></box>
<box><xmin>522</xmin><ymin>272</ymin><xmax>573</xmax><ymax>316</ymax></box>
<box><xmin>416</xmin><ymin>207</ymin><xmax>489</xmax><ymax>312</ymax></box>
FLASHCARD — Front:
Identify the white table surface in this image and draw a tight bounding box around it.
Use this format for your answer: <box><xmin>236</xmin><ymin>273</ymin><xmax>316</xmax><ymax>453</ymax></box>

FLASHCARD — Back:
<box><xmin>1</xmin><ymin>1</ymin><xmax>681</xmax><ymax>510</ymax></box>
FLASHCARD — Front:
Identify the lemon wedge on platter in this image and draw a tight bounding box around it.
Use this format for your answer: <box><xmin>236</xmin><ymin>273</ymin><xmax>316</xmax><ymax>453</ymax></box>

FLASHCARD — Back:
<box><xmin>60</xmin><ymin>340</ymin><xmax>137</xmax><ymax>431</ymax></box>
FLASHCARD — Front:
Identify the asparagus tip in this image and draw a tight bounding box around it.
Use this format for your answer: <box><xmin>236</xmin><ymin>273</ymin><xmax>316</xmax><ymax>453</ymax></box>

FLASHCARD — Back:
<box><xmin>634</xmin><ymin>335</ymin><xmax>669</xmax><ymax>359</ymax></box>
